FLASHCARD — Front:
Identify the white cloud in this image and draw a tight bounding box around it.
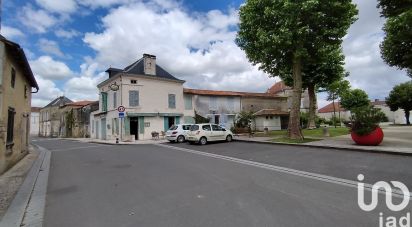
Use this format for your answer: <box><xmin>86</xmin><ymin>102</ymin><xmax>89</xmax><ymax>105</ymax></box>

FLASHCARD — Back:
<box><xmin>83</xmin><ymin>1</ymin><xmax>270</xmax><ymax>93</ymax></box>
<box><xmin>55</xmin><ymin>28</ymin><xmax>81</xmax><ymax>39</ymax></box>
<box><xmin>36</xmin><ymin>0</ymin><xmax>77</xmax><ymax>13</ymax></box>
<box><xmin>18</xmin><ymin>5</ymin><xmax>57</xmax><ymax>33</ymax></box>
<box><xmin>31</xmin><ymin>76</ymin><xmax>63</xmax><ymax>107</ymax></box>
<box><xmin>63</xmin><ymin>72</ymin><xmax>106</xmax><ymax>101</ymax></box>
<box><xmin>77</xmin><ymin>0</ymin><xmax>132</xmax><ymax>9</ymax></box>
<box><xmin>38</xmin><ymin>38</ymin><xmax>65</xmax><ymax>57</ymax></box>
<box><xmin>1</xmin><ymin>26</ymin><xmax>24</xmax><ymax>40</ymax></box>
<box><xmin>30</xmin><ymin>56</ymin><xmax>74</xmax><ymax>80</ymax></box>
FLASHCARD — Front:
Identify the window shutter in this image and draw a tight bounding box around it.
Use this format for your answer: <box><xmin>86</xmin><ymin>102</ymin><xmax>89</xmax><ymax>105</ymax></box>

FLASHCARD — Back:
<box><xmin>101</xmin><ymin>92</ymin><xmax>108</xmax><ymax>112</ymax></box>
<box><xmin>175</xmin><ymin>116</ymin><xmax>180</xmax><ymax>125</ymax></box>
<box><xmin>113</xmin><ymin>92</ymin><xmax>117</xmax><ymax>109</ymax></box>
<box><xmin>139</xmin><ymin>117</ymin><xmax>145</xmax><ymax>134</ymax></box>
<box><xmin>164</xmin><ymin>117</ymin><xmax>169</xmax><ymax>131</ymax></box>
<box><xmin>124</xmin><ymin>117</ymin><xmax>130</xmax><ymax>135</ymax></box>
<box><xmin>168</xmin><ymin>94</ymin><xmax>176</xmax><ymax>109</ymax></box>
<box><xmin>129</xmin><ymin>91</ymin><xmax>139</xmax><ymax>107</ymax></box>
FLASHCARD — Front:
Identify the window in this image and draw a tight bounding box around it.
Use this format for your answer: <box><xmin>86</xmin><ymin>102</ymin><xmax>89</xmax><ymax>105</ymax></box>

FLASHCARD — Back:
<box><xmin>129</xmin><ymin>90</ymin><xmax>139</xmax><ymax>107</ymax></box>
<box><xmin>92</xmin><ymin>120</ymin><xmax>94</xmax><ymax>133</ymax></box>
<box><xmin>209</xmin><ymin>97</ymin><xmax>217</xmax><ymax>110</ymax></box>
<box><xmin>11</xmin><ymin>68</ymin><xmax>16</xmax><ymax>88</ymax></box>
<box><xmin>211</xmin><ymin>124</ymin><xmax>220</xmax><ymax>131</ymax></box>
<box><xmin>227</xmin><ymin>97</ymin><xmax>235</xmax><ymax>111</ymax></box>
<box><xmin>131</xmin><ymin>80</ymin><xmax>137</xmax><ymax>84</ymax></box>
<box><xmin>202</xmin><ymin>125</ymin><xmax>211</xmax><ymax>131</ymax></box>
<box><xmin>190</xmin><ymin>125</ymin><xmax>199</xmax><ymax>131</ymax></box>
<box><xmin>144</xmin><ymin>122</ymin><xmax>150</xmax><ymax>127</ymax></box>
<box><xmin>184</xmin><ymin>95</ymin><xmax>192</xmax><ymax>110</ymax></box>
<box><xmin>168</xmin><ymin>94</ymin><xmax>176</xmax><ymax>109</ymax></box>
<box><xmin>7</xmin><ymin>107</ymin><xmax>15</xmax><ymax>145</ymax></box>
<box><xmin>101</xmin><ymin>92</ymin><xmax>108</xmax><ymax>112</ymax></box>
<box><xmin>182</xmin><ymin>125</ymin><xmax>191</xmax><ymax>130</ymax></box>
<box><xmin>113</xmin><ymin>92</ymin><xmax>117</xmax><ymax>109</ymax></box>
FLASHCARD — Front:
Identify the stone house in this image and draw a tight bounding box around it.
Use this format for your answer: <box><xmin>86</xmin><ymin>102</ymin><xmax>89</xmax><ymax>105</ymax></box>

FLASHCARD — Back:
<box><xmin>39</xmin><ymin>96</ymin><xmax>73</xmax><ymax>137</ymax></box>
<box><xmin>59</xmin><ymin>101</ymin><xmax>97</xmax><ymax>138</ymax></box>
<box><xmin>0</xmin><ymin>35</ymin><xmax>39</xmax><ymax>174</ymax></box>
<box><xmin>183</xmin><ymin>88</ymin><xmax>288</xmax><ymax>130</ymax></box>
<box><xmin>267</xmin><ymin>81</ymin><xmax>310</xmax><ymax>112</ymax></box>
<box><xmin>90</xmin><ymin>54</ymin><xmax>188</xmax><ymax>141</ymax></box>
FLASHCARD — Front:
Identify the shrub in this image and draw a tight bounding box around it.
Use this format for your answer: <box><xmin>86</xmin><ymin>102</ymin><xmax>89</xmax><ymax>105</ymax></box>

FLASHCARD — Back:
<box><xmin>350</xmin><ymin>106</ymin><xmax>386</xmax><ymax>135</ymax></box>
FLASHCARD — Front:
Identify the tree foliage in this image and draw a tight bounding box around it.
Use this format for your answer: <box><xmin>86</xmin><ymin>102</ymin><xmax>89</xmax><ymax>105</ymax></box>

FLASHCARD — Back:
<box><xmin>386</xmin><ymin>81</ymin><xmax>412</xmax><ymax>125</ymax></box>
<box><xmin>236</xmin><ymin>0</ymin><xmax>357</xmax><ymax>139</ymax></box>
<box><xmin>350</xmin><ymin>106</ymin><xmax>387</xmax><ymax>135</ymax></box>
<box><xmin>340</xmin><ymin>89</ymin><xmax>370</xmax><ymax>111</ymax></box>
<box><xmin>378</xmin><ymin>0</ymin><xmax>412</xmax><ymax>77</ymax></box>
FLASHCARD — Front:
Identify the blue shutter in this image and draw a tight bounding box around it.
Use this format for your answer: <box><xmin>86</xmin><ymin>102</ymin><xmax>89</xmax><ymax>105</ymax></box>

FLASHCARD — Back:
<box><xmin>125</xmin><ymin>117</ymin><xmax>130</xmax><ymax>135</ymax></box>
<box><xmin>175</xmin><ymin>116</ymin><xmax>180</xmax><ymax>125</ymax></box>
<box><xmin>164</xmin><ymin>117</ymin><xmax>169</xmax><ymax>131</ymax></box>
<box><xmin>101</xmin><ymin>92</ymin><xmax>108</xmax><ymax>112</ymax></box>
<box><xmin>168</xmin><ymin>94</ymin><xmax>176</xmax><ymax>109</ymax></box>
<box><xmin>129</xmin><ymin>91</ymin><xmax>139</xmax><ymax>107</ymax></box>
<box><xmin>139</xmin><ymin>117</ymin><xmax>144</xmax><ymax>134</ymax></box>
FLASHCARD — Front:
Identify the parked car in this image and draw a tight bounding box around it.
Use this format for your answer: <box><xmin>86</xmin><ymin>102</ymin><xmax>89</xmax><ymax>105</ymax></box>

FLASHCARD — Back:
<box><xmin>187</xmin><ymin>124</ymin><xmax>233</xmax><ymax>145</ymax></box>
<box><xmin>166</xmin><ymin>124</ymin><xmax>193</xmax><ymax>143</ymax></box>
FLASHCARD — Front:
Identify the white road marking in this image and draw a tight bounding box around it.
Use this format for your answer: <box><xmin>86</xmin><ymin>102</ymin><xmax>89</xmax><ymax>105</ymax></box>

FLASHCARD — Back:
<box><xmin>155</xmin><ymin>143</ymin><xmax>411</xmax><ymax>199</ymax></box>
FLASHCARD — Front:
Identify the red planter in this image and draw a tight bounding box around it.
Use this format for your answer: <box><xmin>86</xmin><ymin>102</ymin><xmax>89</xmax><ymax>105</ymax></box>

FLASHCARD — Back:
<box><xmin>351</xmin><ymin>127</ymin><xmax>384</xmax><ymax>146</ymax></box>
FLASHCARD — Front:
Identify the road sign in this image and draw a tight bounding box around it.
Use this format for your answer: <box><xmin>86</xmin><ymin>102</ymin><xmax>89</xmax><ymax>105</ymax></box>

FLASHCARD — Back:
<box><xmin>117</xmin><ymin>105</ymin><xmax>125</xmax><ymax>112</ymax></box>
<box><xmin>119</xmin><ymin>112</ymin><xmax>125</xmax><ymax>118</ymax></box>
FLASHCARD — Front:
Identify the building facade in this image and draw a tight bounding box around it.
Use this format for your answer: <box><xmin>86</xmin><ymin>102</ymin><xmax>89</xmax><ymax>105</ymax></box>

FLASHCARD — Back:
<box><xmin>59</xmin><ymin>101</ymin><xmax>97</xmax><ymax>138</ymax></box>
<box><xmin>30</xmin><ymin>107</ymin><xmax>41</xmax><ymax>135</ymax></box>
<box><xmin>91</xmin><ymin>54</ymin><xmax>290</xmax><ymax>141</ymax></box>
<box><xmin>267</xmin><ymin>81</ymin><xmax>310</xmax><ymax>112</ymax></box>
<box><xmin>39</xmin><ymin>96</ymin><xmax>73</xmax><ymax>137</ymax></box>
<box><xmin>0</xmin><ymin>35</ymin><xmax>39</xmax><ymax>174</ymax></box>
<box><xmin>90</xmin><ymin>54</ymin><xmax>188</xmax><ymax>141</ymax></box>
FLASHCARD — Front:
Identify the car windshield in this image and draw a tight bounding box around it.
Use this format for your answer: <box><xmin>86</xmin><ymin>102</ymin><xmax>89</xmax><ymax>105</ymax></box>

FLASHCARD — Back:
<box><xmin>168</xmin><ymin>125</ymin><xmax>178</xmax><ymax>131</ymax></box>
<box><xmin>190</xmin><ymin>125</ymin><xmax>199</xmax><ymax>131</ymax></box>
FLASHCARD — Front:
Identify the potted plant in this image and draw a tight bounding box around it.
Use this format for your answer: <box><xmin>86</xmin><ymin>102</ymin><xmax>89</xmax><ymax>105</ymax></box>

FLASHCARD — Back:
<box><xmin>349</xmin><ymin>106</ymin><xmax>386</xmax><ymax>146</ymax></box>
<box><xmin>341</xmin><ymin>89</ymin><xmax>386</xmax><ymax>146</ymax></box>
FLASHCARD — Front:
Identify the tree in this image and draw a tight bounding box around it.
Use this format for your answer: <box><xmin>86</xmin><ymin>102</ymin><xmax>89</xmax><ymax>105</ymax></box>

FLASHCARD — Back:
<box><xmin>378</xmin><ymin>0</ymin><xmax>412</xmax><ymax>77</ymax></box>
<box><xmin>325</xmin><ymin>79</ymin><xmax>351</xmax><ymax>127</ymax></box>
<box><xmin>237</xmin><ymin>0</ymin><xmax>357</xmax><ymax>140</ymax></box>
<box><xmin>386</xmin><ymin>81</ymin><xmax>412</xmax><ymax>125</ymax></box>
<box><xmin>340</xmin><ymin>89</ymin><xmax>370</xmax><ymax>111</ymax></box>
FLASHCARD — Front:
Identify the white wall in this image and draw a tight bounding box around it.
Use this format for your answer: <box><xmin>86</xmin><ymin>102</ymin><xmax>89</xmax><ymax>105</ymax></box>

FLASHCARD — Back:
<box><xmin>30</xmin><ymin>112</ymin><xmax>39</xmax><ymax>135</ymax></box>
<box><xmin>254</xmin><ymin>116</ymin><xmax>281</xmax><ymax>131</ymax></box>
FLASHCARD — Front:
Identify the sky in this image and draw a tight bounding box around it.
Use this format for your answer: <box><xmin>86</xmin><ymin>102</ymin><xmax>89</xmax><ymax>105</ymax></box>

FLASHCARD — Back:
<box><xmin>1</xmin><ymin>0</ymin><xmax>410</xmax><ymax>108</ymax></box>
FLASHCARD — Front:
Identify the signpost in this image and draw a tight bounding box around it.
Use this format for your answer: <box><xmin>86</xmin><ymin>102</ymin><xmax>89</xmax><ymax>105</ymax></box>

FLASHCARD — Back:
<box><xmin>117</xmin><ymin>105</ymin><xmax>125</xmax><ymax>142</ymax></box>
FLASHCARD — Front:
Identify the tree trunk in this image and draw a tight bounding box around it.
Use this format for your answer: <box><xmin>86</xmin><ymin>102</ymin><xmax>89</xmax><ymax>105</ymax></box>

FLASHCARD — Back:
<box><xmin>307</xmin><ymin>83</ymin><xmax>317</xmax><ymax>129</ymax></box>
<box><xmin>287</xmin><ymin>55</ymin><xmax>304</xmax><ymax>140</ymax></box>
<box><xmin>405</xmin><ymin>109</ymin><xmax>410</xmax><ymax>125</ymax></box>
<box><xmin>332</xmin><ymin>95</ymin><xmax>336</xmax><ymax>128</ymax></box>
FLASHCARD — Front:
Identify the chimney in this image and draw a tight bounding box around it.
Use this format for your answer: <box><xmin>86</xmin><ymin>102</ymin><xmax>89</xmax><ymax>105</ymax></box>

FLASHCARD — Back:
<box><xmin>143</xmin><ymin>54</ymin><xmax>156</xmax><ymax>75</ymax></box>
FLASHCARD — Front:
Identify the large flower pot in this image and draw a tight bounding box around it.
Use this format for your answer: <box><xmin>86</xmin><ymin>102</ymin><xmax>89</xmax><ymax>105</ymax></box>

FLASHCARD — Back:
<box><xmin>351</xmin><ymin>127</ymin><xmax>384</xmax><ymax>146</ymax></box>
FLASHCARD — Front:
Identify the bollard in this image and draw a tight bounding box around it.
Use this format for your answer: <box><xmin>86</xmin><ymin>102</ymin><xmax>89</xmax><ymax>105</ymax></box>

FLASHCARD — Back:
<box><xmin>116</xmin><ymin>138</ymin><xmax>119</xmax><ymax>144</ymax></box>
<box><xmin>322</xmin><ymin>126</ymin><xmax>330</xmax><ymax>137</ymax></box>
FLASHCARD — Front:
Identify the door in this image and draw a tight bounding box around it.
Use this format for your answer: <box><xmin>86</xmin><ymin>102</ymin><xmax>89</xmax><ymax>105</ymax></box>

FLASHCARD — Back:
<box><xmin>130</xmin><ymin>117</ymin><xmax>139</xmax><ymax>140</ymax></box>
<box><xmin>214</xmin><ymin>115</ymin><xmax>220</xmax><ymax>125</ymax></box>
<box><xmin>95</xmin><ymin>121</ymin><xmax>99</xmax><ymax>139</ymax></box>
<box><xmin>101</xmin><ymin>118</ymin><xmax>106</xmax><ymax>140</ymax></box>
<box><xmin>281</xmin><ymin>116</ymin><xmax>289</xmax><ymax>130</ymax></box>
<box><xmin>168</xmin><ymin>117</ymin><xmax>175</xmax><ymax>128</ymax></box>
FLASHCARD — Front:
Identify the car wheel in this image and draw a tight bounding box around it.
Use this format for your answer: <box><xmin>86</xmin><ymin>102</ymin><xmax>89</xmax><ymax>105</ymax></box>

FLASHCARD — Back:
<box><xmin>226</xmin><ymin>135</ymin><xmax>233</xmax><ymax>142</ymax></box>
<box><xmin>177</xmin><ymin>135</ymin><xmax>185</xmax><ymax>143</ymax></box>
<box><xmin>199</xmin><ymin>137</ymin><xmax>207</xmax><ymax>145</ymax></box>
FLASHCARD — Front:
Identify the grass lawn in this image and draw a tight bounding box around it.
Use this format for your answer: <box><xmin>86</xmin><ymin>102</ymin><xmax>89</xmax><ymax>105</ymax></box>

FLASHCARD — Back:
<box><xmin>256</xmin><ymin>127</ymin><xmax>350</xmax><ymax>138</ymax></box>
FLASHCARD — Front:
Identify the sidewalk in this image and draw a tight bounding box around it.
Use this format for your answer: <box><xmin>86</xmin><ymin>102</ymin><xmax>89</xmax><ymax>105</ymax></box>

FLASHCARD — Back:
<box><xmin>235</xmin><ymin>126</ymin><xmax>412</xmax><ymax>155</ymax></box>
<box><xmin>64</xmin><ymin>137</ymin><xmax>168</xmax><ymax>145</ymax></box>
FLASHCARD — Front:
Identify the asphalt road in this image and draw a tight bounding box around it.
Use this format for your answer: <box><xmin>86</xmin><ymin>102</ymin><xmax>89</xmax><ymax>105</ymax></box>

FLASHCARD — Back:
<box><xmin>32</xmin><ymin>139</ymin><xmax>412</xmax><ymax>227</ymax></box>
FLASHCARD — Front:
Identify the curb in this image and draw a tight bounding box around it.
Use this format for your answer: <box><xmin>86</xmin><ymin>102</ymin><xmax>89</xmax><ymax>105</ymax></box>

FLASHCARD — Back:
<box><xmin>0</xmin><ymin>145</ymin><xmax>51</xmax><ymax>227</ymax></box>
<box><xmin>61</xmin><ymin>138</ymin><xmax>167</xmax><ymax>146</ymax></box>
<box><xmin>233</xmin><ymin>139</ymin><xmax>412</xmax><ymax>156</ymax></box>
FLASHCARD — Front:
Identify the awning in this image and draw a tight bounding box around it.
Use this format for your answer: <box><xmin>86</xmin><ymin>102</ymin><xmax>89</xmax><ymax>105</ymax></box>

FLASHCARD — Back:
<box><xmin>126</xmin><ymin>112</ymin><xmax>184</xmax><ymax>117</ymax></box>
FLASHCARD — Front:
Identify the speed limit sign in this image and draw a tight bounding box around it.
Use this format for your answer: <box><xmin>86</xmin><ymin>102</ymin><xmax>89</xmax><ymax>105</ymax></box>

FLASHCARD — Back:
<box><xmin>117</xmin><ymin>106</ymin><xmax>125</xmax><ymax>112</ymax></box>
